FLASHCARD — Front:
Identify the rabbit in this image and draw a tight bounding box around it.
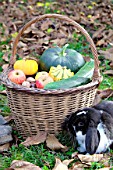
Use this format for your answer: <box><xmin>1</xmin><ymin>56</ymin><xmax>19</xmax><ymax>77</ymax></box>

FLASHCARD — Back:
<box><xmin>63</xmin><ymin>100</ymin><xmax>113</xmax><ymax>155</ymax></box>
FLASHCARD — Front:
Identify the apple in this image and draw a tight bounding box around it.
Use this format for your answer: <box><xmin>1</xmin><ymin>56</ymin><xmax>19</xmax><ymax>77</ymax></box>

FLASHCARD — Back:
<box><xmin>22</xmin><ymin>81</ymin><xmax>30</xmax><ymax>88</ymax></box>
<box><xmin>35</xmin><ymin>71</ymin><xmax>49</xmax><ymax>80</ymax></box>
<box><xmin>8</xmin><ymin>69</ymin><xmax>26</xmax><ymax>84</ymax></box>
<box><xmin>36</xmin><ymin>80</ymin><xmax>44</xmax><ymax>89</ymax></box>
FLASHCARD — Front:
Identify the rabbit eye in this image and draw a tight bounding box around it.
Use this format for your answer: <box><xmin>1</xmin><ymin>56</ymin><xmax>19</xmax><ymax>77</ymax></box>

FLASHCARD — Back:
<box><xmin>78</xmin><ymin>122</ymin><xmax>84</xmax><ymax>127</ymax></box>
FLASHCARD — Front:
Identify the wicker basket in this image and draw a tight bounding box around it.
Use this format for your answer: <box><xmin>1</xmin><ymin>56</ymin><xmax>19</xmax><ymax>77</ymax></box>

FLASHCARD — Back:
<box><xmin>0</xmin><ymin>14</ymin><xmax>101</xmax><ymax>138</ymax></box>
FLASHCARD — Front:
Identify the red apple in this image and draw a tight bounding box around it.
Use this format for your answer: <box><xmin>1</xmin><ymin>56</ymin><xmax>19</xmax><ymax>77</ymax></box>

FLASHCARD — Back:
<box><xmin>8</xmin><ymin>69</ymin><xmax>26</xmax><ymax>84</ymax></box>
<box><xmin>36</xmin><ymin>80</ymin><xmax>44</xmax><ymax>89</ymax></box>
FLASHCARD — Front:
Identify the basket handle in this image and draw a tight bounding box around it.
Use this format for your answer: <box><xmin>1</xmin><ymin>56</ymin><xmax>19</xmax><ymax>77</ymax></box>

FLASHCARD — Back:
<box><xmin>10</xmin><ymin>14</ymin><xmax>101</xmax><ymax>82</ymax></box>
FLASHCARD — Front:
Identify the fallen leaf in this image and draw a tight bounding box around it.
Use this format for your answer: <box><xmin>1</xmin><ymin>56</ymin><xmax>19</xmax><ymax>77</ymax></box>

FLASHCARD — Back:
<box><xmin>96</xmin><ymin>89</ymin><xmax>113</xmax><ymax>101</ymax></box>
<box><xmin>98</xmin><ymin>168</ymin><xmax>111</xmax><ymax>170</ymax></box>
<box><xmin>96</xmin><ymin>39</ymin><xmax>105</xmax><ymax>46</ymax></box>
<box><xmin>62</xmin><ymin>159</ymin><xmax>74</xmax><ymax>166</ymax></box>
<box><xmin>46</xmin><ymin>134</ymin><xmax>67</xmax><ymax>151</ymax></box>
<box><xmin>41</xmin><ymin>19</ymin><xmax>52</xmax><ymax>31</ymax></box>
<box><xmin>78</xmin><ymin>154</ymin><xmax>103</xmax><ymax>163</ymax></box>
<box><xmin>110</xmin><ymin>62</ymin><xmax>113</xmax><ymax>69</ymax></box>
<box><xmin>4</xmin><ymin>115</ymin><xmax>14</xmax><ymax>123</ymax></box>
<box><xmin>21</xmin><ymin>131</ymin><xmax>47</xmax><ymax>147</ymax></box>
<box><xmin>99</xmin><ymin>48</ymin><xmax>113</xmax><ymax>62</ymax></box>
<box><xmin>92</xmin><ymin>26</ymin><xmax>106</xmax><ymax>39</ymax></box>
<box><xmin>103</xmin><ymin>70</ymin><xmax>113</xmax><ymax>75</ymax></box>
<box><xmin>0</xmin><ymin>90</ymin><xmax>7</xmax><ymax>95</ymax></box>
<box><xmin>2</xmin><ymin>64</ymin><xmax>9</xmax><ymax>70</ymax></box>
<box><xmin>52</xmin><ymin>158</ymin><xmax>73</xmax><ymax>170</ymax></box>
<box><xmin>0</xmin><ymin>143</ymin><xmax>10</xmax><ymax>153</ymax></box>
<box><xmin>69</xmin><ymin>162</ymin><xmax>89</xmax><ymax>170</ymax></box>
<box><xmin>18</xmin><ymin>41</ymin><xmax>27</xmax><ymax>48</ymax></box>
<box><xmin>8</xmin><ymin>160</ymin><xmax>41</xmax><ymax>170</ymax></box>
<box><xmin>2</xmin><ymin>52</ymin><xmax>9</xmax><ymax>62</ymax></box>
<box><xmin>98</xmin><ymin>153</ymin><xmax>111</xmax><ymax>168</ymax></box>
<box><xmin>71</xmin><ymin>152</ymin><xmax>78</xmax><ymax>158</ymax></box>
<box><xmin>93</xmin><ymin>88</ymin><xmax>113</xmax><ymax>105</ymax></box>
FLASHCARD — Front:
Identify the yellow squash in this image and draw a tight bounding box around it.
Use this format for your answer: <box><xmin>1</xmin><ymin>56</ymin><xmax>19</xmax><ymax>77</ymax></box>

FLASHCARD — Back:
<box><xmin>49</xmin><ymin>65</ymin><xmax>74</xmax><ymax>81</ymax></box>
<box><xmin>14</xmin><ymin>59</ymin><xmax>38</xmax><ymax>75</ymax></box>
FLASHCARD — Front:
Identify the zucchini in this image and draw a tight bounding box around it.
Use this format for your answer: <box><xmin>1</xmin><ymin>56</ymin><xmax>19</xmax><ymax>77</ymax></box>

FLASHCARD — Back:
<box><xmin>44</xmin><ymin>60</ymin><xmax>94</xmax><ymax>90</ymax></box>
<box><xmin>44</xmin><ymin>77</ymin><xmax>90</xmax><ymax>89</ymax></box>
<box><xmin>74</xmin><ymin>59</ymin><xmax>94</xmax><ymax>79</ymax></box>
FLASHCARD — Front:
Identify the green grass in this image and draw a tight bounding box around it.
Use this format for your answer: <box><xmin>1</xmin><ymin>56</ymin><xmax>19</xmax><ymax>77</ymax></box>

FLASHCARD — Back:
<box><xmin>0</xmin><ymin>133</ymin><xmax>76</xmax><ymax>170</ymax></box>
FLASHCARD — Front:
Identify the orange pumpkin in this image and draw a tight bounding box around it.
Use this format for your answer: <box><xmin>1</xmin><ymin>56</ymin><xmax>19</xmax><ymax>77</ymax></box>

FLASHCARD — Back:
<box><xmin>14</xmin><ymin>59</ymin><xmax>38</xmax><ymax>75</ymax></box>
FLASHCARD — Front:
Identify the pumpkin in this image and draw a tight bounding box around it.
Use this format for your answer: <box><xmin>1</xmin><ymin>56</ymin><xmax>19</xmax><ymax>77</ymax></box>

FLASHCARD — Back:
<box><xmin>14</xmin><ymin>59</ymin><xmax>38</xmax><ymax>75</ymax></box>
<box><xmin>39</xmin><ymin>44</ymin><xmax>85</xmax><ymax>72</ymax></box>
<box><xmin>49</xmin><ymin>65</ymin><xmax>74</xmax><ymax>81</ymax></box>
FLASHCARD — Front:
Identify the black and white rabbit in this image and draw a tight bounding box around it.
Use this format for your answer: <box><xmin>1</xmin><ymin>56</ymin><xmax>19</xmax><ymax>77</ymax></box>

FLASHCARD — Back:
<box><xmin>63</xmin><ymin>100</ymin><xmax>113</xmax><ymax>155</ymax></box>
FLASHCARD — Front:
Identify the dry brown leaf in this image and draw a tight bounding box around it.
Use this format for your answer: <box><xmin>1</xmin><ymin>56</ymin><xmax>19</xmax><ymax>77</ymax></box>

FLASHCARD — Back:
<box><xmin>46</xmin><ymin>134</ymin><xmax>67</xmax><ymax>151</ymax></box>
<box><xmin>93</xmin><ymin>89</ymin><xmax>113</xmax><ymax>105</ymax></box>
<box><xmin>98</xmin><ymin>168</ymin><xmax>111</xmax><ymax>170</ymax></box>
<box><xmin>110</xmin><ymin>62</ymin><xmax>113</xmax><ymax>69</ymax></box>
<box><xmin>96</xmin><ymin>89</ymin><xmax>113</xmax><ymax>100</ymax></box>
<box><xmin>41</xmin><ymin>20</ymin><xmax>52</xmax><ymax>31</ymax></box>
<box><xmin>96</xmin><ymin>39</ymin><xmax>105</xmax><ymax>46</ymax></box>
<box><xmin>0</xmin><ymin>143</ymin><xmax>10</xmax><ymax>153</ymax></box>
<box><xmin>0</xmin><ymin>90</ymin><xmax>7</xmax><ymax>95</ymax></box>
<box><xmin>52</xmin><ymin>158</ymin><xmax>68</xmax><ymax>170</ymax></box>
<box><xmin>103</xmin><ymin>70</ymin><xmax>113</xmax><ymax>75</ymax></box>
<box><xmin>92</xmin><ymin>26</ymin><xmax>106</xmax><ymax>39</ymax></box>
<box><xmin>4</xmin><ymin>115</ymin><xmax>14</xmax><ymax>123</ymax></box>
<box><xmin>69</xmin><ymin>162</ymin><xmax>89</xmax><ymax>170</ymax></box>
<box><xmin>2</xmin><ymin>64</ymin><xmax>9</xmax><ymax>70</ymax></box>
<box><xmin>21</xmin><ymin>131</ymin><xmax>47</xmax><ymax>147</ymax></box>
<box><xmin>62</xmin><ymin>159</ymin><xmax>74</xmax><ymax>166</ymax></box>
<box><xmin>2</xmin><ymin>52</ymin><xmax>9</xmax><ymax>62</ymax></box>
<box><xmin>78</xmin><ymin>154</ymin><xmax>103</xmax><ymax>163</ymax></box>
<box><xmin>9</xmin><ymin>160</ymin><xmax>41</xmax><ymax>170</ymax></box>
<box><xmin>99</xmin><ymin>48</ymin><xmax>113</xmax><ymax>62</ymax></box>
<box><xmin>50</xmin><ymin>38</ymin><xmax>66</xmax><ymax>46</ymax></box>
<box><xmin>18</xmin><ymin>41</ymin><xmax>27</xmax><ymax>48</ymax></box>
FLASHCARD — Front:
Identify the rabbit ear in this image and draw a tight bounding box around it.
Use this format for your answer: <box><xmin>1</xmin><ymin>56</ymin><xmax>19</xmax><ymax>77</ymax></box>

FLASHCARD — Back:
<box><xmin>101</xmin><ymin>111</ymin><xmax>113</xmax><ymax>139</ymax></box>
<box><xmin>85</xmin><ymin>127</ymin><xmax>100</xmax><ymax>154</ymax></box>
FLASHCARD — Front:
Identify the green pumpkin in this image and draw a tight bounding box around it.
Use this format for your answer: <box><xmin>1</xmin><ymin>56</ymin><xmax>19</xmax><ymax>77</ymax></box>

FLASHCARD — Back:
<box><xmin>39</xmin><ymin>44</ymin><xmax>85</xmax><ymax>72</ymax></box>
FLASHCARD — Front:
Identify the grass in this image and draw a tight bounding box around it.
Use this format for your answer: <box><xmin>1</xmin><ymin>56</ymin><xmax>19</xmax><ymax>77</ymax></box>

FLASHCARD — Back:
<box><xmin>0</xmin><ymin>14</ymin><xmax>113</xmax><ymax>170</ymax></box>
<box><xmin>0</xmin><ymin>132</ymin><xmax>76</xmax><ymax>170</ymax></box>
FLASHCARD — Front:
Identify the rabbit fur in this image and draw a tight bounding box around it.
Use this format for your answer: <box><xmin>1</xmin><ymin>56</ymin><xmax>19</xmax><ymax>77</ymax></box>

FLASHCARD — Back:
<box><xmin>63</xmin><ymin>100</ymin><xmax>113</xmax><ymax>155</ymax></box>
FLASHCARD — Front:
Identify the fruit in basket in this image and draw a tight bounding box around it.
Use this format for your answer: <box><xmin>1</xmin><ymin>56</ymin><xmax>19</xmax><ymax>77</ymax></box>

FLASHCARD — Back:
<box><xmin>26</xmin><ymin>77</ymin><xmax>35</xmax><ymax>83</ymax></box>
<box><xmin>39</xmin><ymin>44</ymin><xmax>85</xmax><ymax>72</ymax></box>
<box><xmin>22</xmin><ymin>81</ymin><xmax>31</xmax><ymax>88</ymax></box>
<box><xmin>8</xmin><ymin>69</ymin><xmax>26</xmax><ymax>84</ymax></box>
<box><xmin>49</xmin><ymin>65</ymin><xmax>74</xmax><ymax>81</ymax></box>
<box><xmin>35</xmin><ymin>71</ymin><xmax>49</xmax><ymax>81</ymax></box>
<box><xmin>14</xmin><ymin>59</ymin><xmax>38</xmax><ymax>75</ymax></box>
<box><xmin>36</xmin><ymin>80</ymin><xmax>44</xmax><ymax>89</ymax></box>
<box><xmin>35</xmin><ymin>71</ymin><xmax>54</xmax><ymax>88</ymax></box>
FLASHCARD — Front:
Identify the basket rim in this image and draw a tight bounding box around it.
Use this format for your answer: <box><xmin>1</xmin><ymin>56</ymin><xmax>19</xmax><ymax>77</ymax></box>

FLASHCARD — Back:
<box><xmin>1</xmin><ymin>69</ymin><xmax>99</xmax><ymax>95</ymax></box>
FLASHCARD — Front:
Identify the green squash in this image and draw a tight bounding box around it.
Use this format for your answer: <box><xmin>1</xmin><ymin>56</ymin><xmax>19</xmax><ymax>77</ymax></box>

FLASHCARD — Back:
<box><xmin>39</xmin><ymin>44</ymin><xmax>85</xmax><ymax>72</ymax></box>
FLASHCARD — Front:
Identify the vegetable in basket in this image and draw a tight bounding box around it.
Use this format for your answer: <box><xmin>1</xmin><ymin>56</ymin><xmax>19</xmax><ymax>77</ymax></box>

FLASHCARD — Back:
<box><xmin>14</xmin><ymin>59</ymin><xmax>38</xmax><ymax>75</ymax></box>
<box><xmin>39</xmin><ymin>44</ymin><xmax>85</xmax><ymax>72</ymax></box>
<box><xmin>44</xmin><ymin>59</ymin><xmax>94</xmax><ymax>89</ymax></box>
<box><xmin>49</xmin><ymin>65</ymin><xmax>74</xmax><ymax>81</ymax></box>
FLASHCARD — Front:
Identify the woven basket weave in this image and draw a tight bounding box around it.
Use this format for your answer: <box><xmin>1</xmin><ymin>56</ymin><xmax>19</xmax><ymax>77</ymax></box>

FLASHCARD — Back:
<box><xmin>0</xmin><ymin>14</ymin><xmax>101</xmax><ymax>138</ymax></box>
